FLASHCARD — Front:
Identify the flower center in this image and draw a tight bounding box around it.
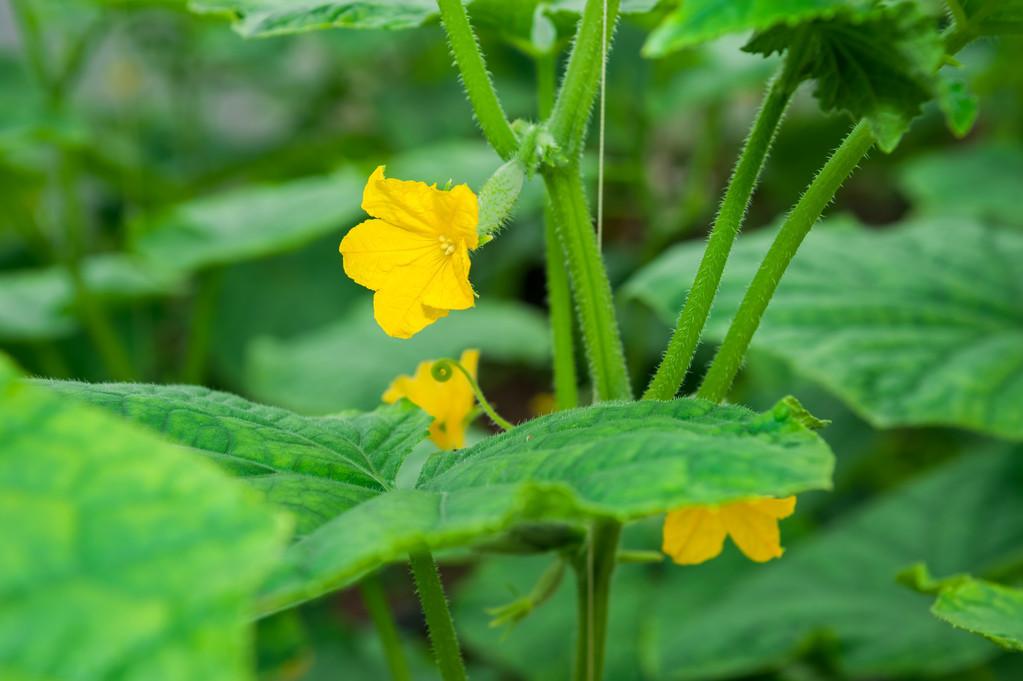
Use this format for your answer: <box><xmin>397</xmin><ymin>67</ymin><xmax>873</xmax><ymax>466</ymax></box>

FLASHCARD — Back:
<box><xmin>438</xmin><ymin>235</ymin><xmax>456</xmax><ymax>256</ymax></box>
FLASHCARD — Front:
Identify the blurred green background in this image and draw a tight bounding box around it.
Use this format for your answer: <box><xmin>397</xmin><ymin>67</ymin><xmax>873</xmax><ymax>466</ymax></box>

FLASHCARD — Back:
<box><xmin>2</xmin><ymin>1</ymin><xmax>1022</xmax><ymax>679</ymax></box>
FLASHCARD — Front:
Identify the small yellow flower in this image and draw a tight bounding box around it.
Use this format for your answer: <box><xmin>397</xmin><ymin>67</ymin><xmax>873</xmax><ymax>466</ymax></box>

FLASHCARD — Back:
<box><xmin>383</xmin><ymin>349</ymin><xmax>480</xmax><ymax>450</ymax></box>
<box><xmin>662</xmin><ymin>496</ymin><xmax>796</xmax><ymax>565</ymax></box>
<box><xmin>340</xmin><ymin>166</ymin><xmax>479</xmax><ymax>339</ymax></box>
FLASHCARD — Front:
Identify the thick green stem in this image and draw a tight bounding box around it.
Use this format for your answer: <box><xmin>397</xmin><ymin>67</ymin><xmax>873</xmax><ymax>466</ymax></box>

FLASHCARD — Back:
<box><xmin>549</xmin><ymin>0</ymin><xmax>621</xmax><ymax>158</ymax></box>
<box><xmin>643</xmin><ymin>61</ymin><xmax>799</xmax><ymax>401</ymax></box>
<box><xmin>360</xmin><ymin>573</ymin><xmax>413</xmax><ymax>681</ymax></box>
<box><xmin>408</xmin><ymin>550</ymin><xmax>467</xmax><ymax>681</ymax></box>
<box><xmin>538</xmin><ymin>53</ymin><xmax>580</xmax><ymax>410</ymax></box>
<box><xmin>436</xmin><ymin>0</ymin><xmax>518</xmax><ymax>159</ymax></box>
<box><xmin>697</xmin><ymin>121</ymin><xmax>875</xmax><ymax>402</ymax></box>
<box><xmin>182</xmin><ymin>268</ymin><xmax>222</xmax><ymax>385</ymax></box>
<box><xmin>572</xmin><ymin>520</ymin><xmax>621</xmax><ymax>681</ymax></box>
<box><xmin>542</xmin><ymin>167</ymin><xmax>631</xmax><ymax>401</ymax></box>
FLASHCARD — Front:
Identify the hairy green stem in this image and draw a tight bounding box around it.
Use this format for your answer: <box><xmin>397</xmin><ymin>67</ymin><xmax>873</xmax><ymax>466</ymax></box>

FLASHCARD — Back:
<box><xmin>436</xmin><ymin>0</ymin><xmax>518</xmax><ymax>159</ymax></box>
<box><xmin>538</xmin><ymin>53</ymin><xmax>580</xmax><ymax>410</ymax></box>
<box><xmin>549</xmin><ymin>0</ymin><xmax>621</xmax><ymax>158</ymax></box>
<box><xmin>643</xmin><ymin>60</ymin><xmax>799</xmax><ymax>401</ymax></box>
<box><xmin>697</xmin><ymin>121</ymin><xmax>875</xmax><ymax>402</ymax></box>
<box><xmin>572</xmin><ymin>520</ymin><xmax>621</xmax><ymax>681</ymax></box>
<box><xmin>436</xmin><ymin>358</ymin><xmax>514</xmax><ymax>431</ymax></box>
<box><xmin>542</xmin><ymin>167</ymin><xmax>631</xmax><ymax>401</ymax></box>
<box><xmin>360</xmin><ymin>573</ymin><xmax>413</xmax><ymax>681</ymax></box>
<box><xmin>182</xmin><ymin>268</ymin><xmax>222</xmax><ymax>385</ymax></box>
<box><xmin>408</xmin><ymin>551</ymin><xmax>467</xmax><ymax>681</ymax></box>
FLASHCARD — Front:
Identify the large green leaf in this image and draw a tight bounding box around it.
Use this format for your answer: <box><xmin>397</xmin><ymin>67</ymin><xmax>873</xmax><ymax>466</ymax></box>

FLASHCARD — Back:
<box><xmin>51</xmin><ymin>381</ymin><xmax>834</xmax><ymax>614</ymax></box>
<box><xmin>899</xmin><ymin>143</ymin><xmax>1023</xmax><ymax>229</ymax></box>
<box><xmin>644</xmin><ymin>0</ymin><xmax>870</xmax><ymax>56</ymax></box>
<box><xmin>188</xmin><ymin>0</ymin><xmax>661</xmax><ymax>38</ymax></box>
<box><xmin>40</xmin><ymin>381</ymin><xmax>433</xmax><ymax>538</ymax></box>
<box><xmin>245</xmin><ymin>300</ymin><xmax>553</xmax><ymax>413</ymax></box>
<box><xmin>742</xmin><ymin>2</ymin><xmax>945</xmax><ymax>151</ymax></box>
<box><xmin>961</xmin><ymin>0</ymin><xmax>1023</xmax><ymax>35</ymax></box>
<box><xmin>0</xmin><ymin>356</ymin><xmax>289</xmax><ymax>680</ymax></box>
<box><xmin>625</xmin><ymin>216</ymin><xmax>1023</xmax><ymax>439</ymax></box>
<box><xmin>932</xmin><ymin>578</ymin><xmax>1023</xmax><ymax>652</ymax></box>
<box><xmin>648</xmin><ymin>449</ymin><xmax>1022</xmax><ymax>679</ymax></box>
<box><xmin>131</xmin><ymin>168</ymin><xmax>364</xmax><ymax>272</ymax></box>
<box><xmin>0</xmin><ymin>255</ymin><xmax>183</xmax><ymax>342</ymax></box>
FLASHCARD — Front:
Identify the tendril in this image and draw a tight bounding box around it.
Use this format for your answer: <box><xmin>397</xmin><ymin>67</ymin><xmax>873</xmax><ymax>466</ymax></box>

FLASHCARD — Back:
<box><xmin>431</xmin><ymin>358</ymin><xmax>513</xmax><ymax>432</ymax></box>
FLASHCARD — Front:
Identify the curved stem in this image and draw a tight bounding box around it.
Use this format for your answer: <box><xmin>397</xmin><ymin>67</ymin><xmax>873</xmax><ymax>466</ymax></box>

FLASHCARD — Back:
<box><xmin>538</xmin><ymin>53</ymin><xmax>580</xmax><ymax>410</ymax></box>
<box><xmin>697</xmin><ymin>121</ymin><xmax>875</xmax><ymax>402</ymax></box>
<box><xmin>440</xmin><ymin>358</ymin><xmax>514</xmax><ymax>431</ymax></box>
<box><xmin>360</xmin><ymin>572</ymin><xmax>413</xmax><ymax>681</ymax></box>
<box><xmin>542</xmin><ymin>166</ymin><xmax>632</xmax><ymax>401</ymax></box>
<box><xmin>643</xmin><ymin>59</ymin><xmax>799</xmax><ymax>401</ymax></box>
<box><xmin>436</xmin><ymin>0</ymin><xmax>518</xmax><ymax>159</ymax></box>
<box><xmin>549</xmin><ymin>0</ymin><xmax>621</xmax><ymax>159</ymax></box>
<box><xmin>408</xmin><ymin>550</ymin><xmax>468</xmax><ymax>681</ymax></box>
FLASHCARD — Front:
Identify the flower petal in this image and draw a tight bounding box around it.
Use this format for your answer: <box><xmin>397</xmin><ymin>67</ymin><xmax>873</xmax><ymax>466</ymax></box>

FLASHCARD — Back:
<box><xmin>340</xmin><ymin>218</ymin><xmax>437</xmax><ymax>291</ymax></box>
<box><xmin>662</xmin><ymin>507</ymin><xmax>727</xmax><ymax>565</ymax></box>
<box><xmin>749</xmin><ymin>496</ymin><xmax>796</xmax><ymax>519</ymax></box>
<box><xmin>372</xmin><ymin>289</ymin><xmax>448</xmax><ymax>339</ymax></box>
<box><xmin>362</xmin><ymin>166</ymin><xmax>479</xmax><ymax>248</ymax></box>
<box><xmin>720</xmin><ymin>502</ymin><xmax>786</xmax><ymax>563</ymax></box>
<box><xmin>420</xmin><ymin>245</ymin><xmax>475</xmax><ymax>311</ymax></box>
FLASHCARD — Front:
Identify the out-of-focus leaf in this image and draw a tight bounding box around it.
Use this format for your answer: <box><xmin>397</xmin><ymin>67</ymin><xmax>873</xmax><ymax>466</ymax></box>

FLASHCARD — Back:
<box><xmin>56</xmin><ymin>379</ymin><xmax>834</xmax><ymax>614</ymax></box>
<box><xmin>643</xmin><ymin>0</ymin><xmax>870</xmax><ymax>56</ymax></box>
<box><xmin>40</xmin><ymin>380</ymin><xmax>432</xmax><ymax>538</ymax></box>
<box><xmin>131</xmin><ymin>168</ymin><xmax>364</xmax><ymax>272</ymax></box>
<box><xmin>0</xmin><ymin>355</ymin><xmax>290</xmax><ymax>681</ymax></box>
<box><xmin>0</xmin><ymin>255</ymin><xmax>183</xmax><ymax>342</ymax></box>
<box><xmin>898</xmin><ymin>143</ymin><xmax>1023</xmax><ymax>228</ymax></box>
<box><xmin>245</xmin><ymin>301</ymin><xmax>553</xmax><ymax>414</ymax></box>
<box><xmin>961</xmin><ymin>0</ymin><xmax>1023</xmax><ymax>36</ymax></box>
<box><xmin>742</xmin><ymin>2</ymin><xmax>945</xmax><ymax>151</ymax></box>
<box><xmin>938</xmin><ymin>72</ymin><xmax>980</xmax><ymax>138</ymax></box>
<box><xmin>625</xmin><ymin>216</ymin><xmax>1023</xmax><ymax>439</ymax></box>
<box><xmin>648</xmin><ymin>449</ymin><xmax>1021</xmax><ymax>679</ymax></box>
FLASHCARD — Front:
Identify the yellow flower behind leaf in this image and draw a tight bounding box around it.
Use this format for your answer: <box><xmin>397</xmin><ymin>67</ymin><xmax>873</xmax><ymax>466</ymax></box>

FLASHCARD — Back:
<box><xmin>339</xmin><ymin>166</ymin><xmax>479</xmax><ymax>339</ymax></box>
<box><xmin>662</xmin><ymin>496</ymin><xmax>796</xmax><ymax>565</ymax></box>
<box><xmin>383</xmin><ymin>349</ymin><xmax>480</xmax><ymax>450</ymax></box>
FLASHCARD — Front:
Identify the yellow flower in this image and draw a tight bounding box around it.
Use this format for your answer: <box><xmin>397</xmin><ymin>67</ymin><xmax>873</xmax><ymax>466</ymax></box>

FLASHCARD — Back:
<box><xmin>662</xmin><ymin>496</ymin><xmax>796</xmax><ymax>565</ymax></box>
<box><xmin>340</xmin><ymin>166</ymin><xmax>479</xmax><ymax>339</ymax></box>
<box><xmin>383</xmin><ymin>349</ymin><xmax>480</xmax><ymax>450</ymax></box>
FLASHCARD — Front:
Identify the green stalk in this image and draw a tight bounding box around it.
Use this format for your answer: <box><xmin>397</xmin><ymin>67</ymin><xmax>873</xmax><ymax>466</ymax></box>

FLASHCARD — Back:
<box><xmin>539</xmin><ymin>53</ymin><xmax>580</xmax><ymax>410</ymax></box>
<box><xmin>182</xmin><ymin>268</ymin><xmax>222</xmax><ymax>385</ymax></box>
<box><xmin>408</xmin><ymin>550</ymin><xmax>468</xmax><ymax>681</ymax></box>
<box><xmin>542</xmin><ymin>166</ymin><xmax>631</xmax><ymax>401</ymax></box>
<box><xmin>643</xmin><ymin>59</ymin><xmax>800</xmax><ymax>401</ymax></box>
<box><xmin>436</xmin><ymin>0</ymin><xmax>518</xmax><ymax>159</ymax></box>
<box><xmin>571</xmin><ymin>520</ymin><xmax>621</xmax><ymax>681</ymax></box>
<box><xmin>360</xmin><ymin>573</ymin><xmax>413</xmax><ymax>681</ymax></box>
<box><xmin>697</xmin><ymin>121</ymin><xmax>875</xmax><ymax>402</ymax></box>
<box><xmin>549</xmin><ymin>0</ymin><xmax>621</xmax><ymax>158</ymax></box>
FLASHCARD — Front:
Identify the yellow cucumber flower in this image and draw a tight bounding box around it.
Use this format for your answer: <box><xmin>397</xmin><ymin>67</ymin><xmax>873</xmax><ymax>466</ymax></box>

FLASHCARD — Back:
<box><xmin>383</xmin><ymin>349</ymin><xmax>480</xmax><ymax>450</ymax></box>
<box><xmin>339</xmin><ymin>166</ymin><xmax>479</xmax><ymax>339</ymax></box>
<box><xmin>662</xmin><ymin>496</ymin><xmax>796</xmax><ymax>565</ymax></box>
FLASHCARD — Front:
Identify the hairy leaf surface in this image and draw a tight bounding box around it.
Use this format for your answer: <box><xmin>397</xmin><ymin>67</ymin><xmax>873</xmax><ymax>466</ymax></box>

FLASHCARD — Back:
<box><xmin>0</xmin><ymin>357</ymin><xmax>289</xmax><ymax>680</ymax></box>
<box><xmin>626</xmin><ymin>217</ymin><xmax>1023</xmax><ymax>439</ymax></box>
<box><xmin>52</xmin><ymin>381</ymin><xmax>834</xmax><ymax>613</ymax></box>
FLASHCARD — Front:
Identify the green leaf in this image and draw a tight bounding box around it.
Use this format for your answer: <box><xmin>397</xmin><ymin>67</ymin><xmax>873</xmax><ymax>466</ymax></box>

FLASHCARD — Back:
<box><xmin>899</xmin><ymin>143</ymin><xmax>1023</xmax><ymax>228</ymax></box>
<box><xmin>643</xmin><ymin>0</ymin><xmax>870</xmax><ymax>56</ymax></box>
<box><xmin>0</xmin><ymin>356</ymin><xmax>290</xmax><ymax>680</ymax></box>
<box><xmin>932</xmin><ymin>577</ymin><xmax>1023</xmax><ymax>652</ymax></box>
<box><xmin>938</xmin><ymin>72</ymin><xmax>980</xmax><ymax>138</ymax></box>
<box><xmin>0</xmin><ymin>255</ymin><xmax>183</xmax><ymax>342</ymax></box>
<box><xmin>131</xmin><ymin>168</ymin><xmax>365</xmax><ymax>272</ymax></box>
<box><xmin>625</xmin><ymin>216</ymin><xmax>1023</xmax><ymax>439</ymax></box>
<box><xmin>245</xmin><ymin>300</ymin><xmax>553</xmax><ymax>413</ymax></box>
<box><xmin>52</xmin><ymin>381</ymin><xmax>834</xmax><ymax>613</ymax></box>
<box><xmin>648</xmin><ymin>449</ymin><xmax>1021</xmax><ymax>679</ymax></box>
<box><xmin>961</xmin><ymin>0</ymin><xmax>1023</xmax><ymax>35</ymax></box>
<box><xmin>743</xmin><ymin>2</ymin><xmax>945</xmax><ymax>152</ymax></box>
<box><xmin>39</xmin><ymin>380</ymin><xmax>433</xmax><ymax>537</ymax></box>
